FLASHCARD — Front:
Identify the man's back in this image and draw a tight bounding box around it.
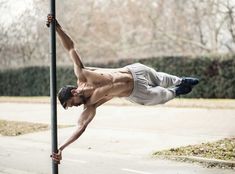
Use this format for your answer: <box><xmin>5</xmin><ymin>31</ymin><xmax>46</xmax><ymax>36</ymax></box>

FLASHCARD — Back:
<box><xmin>80</xmin><ymin>67</ymin><xmax>134</xmax><ymax>105</ymax></box>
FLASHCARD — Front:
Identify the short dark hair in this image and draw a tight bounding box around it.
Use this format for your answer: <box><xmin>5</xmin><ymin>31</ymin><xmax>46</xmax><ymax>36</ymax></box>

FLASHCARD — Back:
<box><xmin>58</xmin><ymin>85</ymin><xmax>77</xmax><ymax>109</ymax></box>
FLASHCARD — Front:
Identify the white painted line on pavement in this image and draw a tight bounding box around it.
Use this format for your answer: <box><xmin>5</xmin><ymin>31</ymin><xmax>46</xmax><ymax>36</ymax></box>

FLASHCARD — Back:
<box><xmin>64</xmin><ymin>158</ymin><xmax>87</xmax><ymax>164</ymax></box>
<box><xmin>121</xmin><ymin>168</ymin><xmax>153</xmax><ymax>174</ymax></box>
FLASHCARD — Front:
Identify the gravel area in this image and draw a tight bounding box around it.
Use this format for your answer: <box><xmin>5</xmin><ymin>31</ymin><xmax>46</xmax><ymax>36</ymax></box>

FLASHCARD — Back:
<box><xmin>0</xmin><ymin>119</ymin><xmax>72</xmax><ymax>136</ymax></box>
<box><xmin>153</xmin><ymin>138</ymin><xmax>235</xmax><ymax>169</ymax></box>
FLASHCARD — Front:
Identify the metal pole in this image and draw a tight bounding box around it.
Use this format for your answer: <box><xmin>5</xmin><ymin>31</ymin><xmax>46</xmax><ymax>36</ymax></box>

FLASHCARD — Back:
<box><xmin>50</xmin><ymin>0</ymin><xmax>58</xmax><ymax>174</ymax></box>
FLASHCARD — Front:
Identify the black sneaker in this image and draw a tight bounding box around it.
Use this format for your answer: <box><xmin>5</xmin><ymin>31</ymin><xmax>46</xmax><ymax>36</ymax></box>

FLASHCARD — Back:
<box><xmin>174</xmin><ymin>85</ymin><xmax>192</xmax><ymax>96</ymax></box>
<box><xmin>180</xmin><ymin>77</ymin><xmax>199</xmax><ymax>87</ymax></box>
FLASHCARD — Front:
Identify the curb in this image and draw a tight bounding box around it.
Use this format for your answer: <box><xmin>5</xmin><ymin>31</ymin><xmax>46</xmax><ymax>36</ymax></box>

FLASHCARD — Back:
<box><xmin>1</xmin><ymin>97</ymin><xmax>235</xmax><ymax>109</ymax></box>
<box><xmin>155</xmin><ymin>155</ymin><xmax>235</xmax><ymax>169</ymax></box>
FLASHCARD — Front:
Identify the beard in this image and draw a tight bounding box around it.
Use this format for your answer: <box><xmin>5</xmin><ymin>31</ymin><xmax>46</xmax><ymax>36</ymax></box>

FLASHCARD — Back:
<box><xmin>79</xmin><ymin>95</ymin><xmax>87</xmax><ymax>104</ymax></box>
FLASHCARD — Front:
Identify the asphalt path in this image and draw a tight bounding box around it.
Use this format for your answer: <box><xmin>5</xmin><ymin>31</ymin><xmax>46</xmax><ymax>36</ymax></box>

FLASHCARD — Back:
<box><xmin>0</xmin><ymin>102</ymin><xmax>235</xmax><ymax>174</ymax></box>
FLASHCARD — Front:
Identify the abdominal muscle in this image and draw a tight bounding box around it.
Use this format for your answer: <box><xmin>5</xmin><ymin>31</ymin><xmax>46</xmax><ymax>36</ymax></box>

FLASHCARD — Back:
<box><xmin>90</xmin><ymin>67</ymin><xmax>134</xmax><ymax>98</ymax></box>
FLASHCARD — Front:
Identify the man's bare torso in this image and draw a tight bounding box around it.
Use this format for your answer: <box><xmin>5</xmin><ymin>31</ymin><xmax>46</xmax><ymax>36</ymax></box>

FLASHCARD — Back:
<box><xmin>77</xmin><ymin>67</ymin><xmax>134</xmax><ymax>105</ymax></box>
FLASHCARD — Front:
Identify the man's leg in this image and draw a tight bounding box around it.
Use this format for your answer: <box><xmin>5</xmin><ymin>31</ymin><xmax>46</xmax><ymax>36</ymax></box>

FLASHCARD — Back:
<box><xmin>147</xmin><ymin>68</ymin><xmax>182</xmax><ymax>88</ymax></box>
<box><xmin>147</xmin><ymin>67</ymin><xmax>199</xmax><ymax>88</ymax></box>
<box><xmin>154</xmin><ymin>72</ymin><xmax>182</xmax><ymax>88</ymax></box>
<box><xmin>146</xmin><ymin>84</ymin><xmax>192</xmax><ymax>105</ymax></box>
<box><xmin>145</xmin><ymin>86</ymin><xmax>177</xmax><ymax>105</ymax></box>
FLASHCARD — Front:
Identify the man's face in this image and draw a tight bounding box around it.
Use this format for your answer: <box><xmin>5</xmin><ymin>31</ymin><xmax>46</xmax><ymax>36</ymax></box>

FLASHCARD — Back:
<box><xmin>64</xmin><ymin>96</ymin><xmax>84</xmax><ymax>109</ymax></box>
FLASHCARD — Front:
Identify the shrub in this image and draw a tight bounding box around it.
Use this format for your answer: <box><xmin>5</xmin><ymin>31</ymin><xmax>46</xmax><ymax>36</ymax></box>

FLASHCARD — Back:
<box><xmin>0</xmin><ymin>55</ymin><xmax>234</xmax><ymax>98</ymax></box>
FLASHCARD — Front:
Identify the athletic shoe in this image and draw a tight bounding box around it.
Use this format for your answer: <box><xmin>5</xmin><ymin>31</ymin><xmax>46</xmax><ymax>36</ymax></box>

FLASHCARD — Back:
<box><xmin>174</xmin><ymin>85</ymin><xmax>192</xmax><ymax>96</ymax></box>
<box><xmin>180</xmin><ymin>77</ymin><xmax>199</xmax><ymax>87</ymax></box>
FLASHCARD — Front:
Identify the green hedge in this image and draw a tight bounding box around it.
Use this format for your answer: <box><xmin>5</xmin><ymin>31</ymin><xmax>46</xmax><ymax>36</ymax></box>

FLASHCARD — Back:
<box><xmin>0</xmin><ymin>66</ymin><xmax>76</xmax><ymax>96</ymax></box>
<box><xmin>0</xmin><ymin>56</ymin><xmax>235</xmax><ymax>98</ymax></box>
<box><xmin>139</xmin><ymin>56</ymin><xmax>235</xmax><ymax>98</ymax></box>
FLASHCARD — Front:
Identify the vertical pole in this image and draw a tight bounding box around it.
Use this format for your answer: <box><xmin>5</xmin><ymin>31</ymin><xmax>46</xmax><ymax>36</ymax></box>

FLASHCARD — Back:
<box><xmin>50</xmin><ymin>0</ymin><xmax>58</xmax><ymax>174</ymax></box>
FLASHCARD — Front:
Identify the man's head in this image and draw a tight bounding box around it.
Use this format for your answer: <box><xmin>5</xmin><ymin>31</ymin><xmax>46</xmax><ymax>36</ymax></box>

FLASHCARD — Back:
<box><xmin>58</xmin><ymin>85</ymin><xmax>86</xmax><ymax>109</ymax></box>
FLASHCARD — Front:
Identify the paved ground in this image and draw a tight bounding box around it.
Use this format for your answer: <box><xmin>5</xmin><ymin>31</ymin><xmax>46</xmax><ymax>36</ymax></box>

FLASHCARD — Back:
<box><xmin>0</xmin><ymin>101</ymin><xmax>235</xmax><ymax>174</ymax></box>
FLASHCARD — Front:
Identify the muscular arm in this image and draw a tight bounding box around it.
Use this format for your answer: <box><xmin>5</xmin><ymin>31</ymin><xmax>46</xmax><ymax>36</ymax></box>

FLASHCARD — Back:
<box><xmin>55</xmin><ymin>21</ymin><xmax>85</xmax><ymax>80</ymax></box>
<box><xmin>51</xmin><ymin>98</ymin><xmax>112</xmax><ymax>164</ymax></box>
<box><xmin>58</xmin><ymin>105</ymin><xmax>96</xmax><ymax>151</ymax></box>
<box><xmin>58</xmin><ymin>97</ymin><xmax>111</xmax><ymax>151</ymax></box>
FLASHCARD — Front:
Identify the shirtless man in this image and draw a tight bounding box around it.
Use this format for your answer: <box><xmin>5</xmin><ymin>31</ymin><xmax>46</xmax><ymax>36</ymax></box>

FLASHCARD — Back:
<box><xmin>47</xmin><ymin>15</ymin><xmax>199</xmax><ymax>164</ymax></box>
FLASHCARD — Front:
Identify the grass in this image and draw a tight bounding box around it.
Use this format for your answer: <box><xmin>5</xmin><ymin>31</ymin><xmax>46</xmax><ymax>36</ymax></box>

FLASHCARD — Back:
<box><xmin>0</xmin><ymin>119</ymin><xmax>73</xmax><ymax>136</ymax></box>
<box><xmin>153</xmin><ymin>138</ymin><xmax>235</xmax><ymax>169</ymax></box>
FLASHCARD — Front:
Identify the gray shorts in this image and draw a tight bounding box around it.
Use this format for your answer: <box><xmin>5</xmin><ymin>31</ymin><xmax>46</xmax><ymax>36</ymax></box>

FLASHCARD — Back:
<box><xmin>125</xmin><ymin>63</ymin><xmax>181</xmax><ymax>105</ymax></box>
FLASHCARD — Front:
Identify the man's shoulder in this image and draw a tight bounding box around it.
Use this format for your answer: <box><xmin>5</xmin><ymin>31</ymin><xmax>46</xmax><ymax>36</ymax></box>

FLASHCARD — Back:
<box><xmin>78</xmin><ymin>68</ymin><xmax>100</xmax><ymax>81</ymax></box>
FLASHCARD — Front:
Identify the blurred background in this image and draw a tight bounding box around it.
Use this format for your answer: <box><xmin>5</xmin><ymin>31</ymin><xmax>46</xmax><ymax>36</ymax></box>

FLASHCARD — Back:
<box><xmin>0</xmin><ymin>2</ymin><xmax>235</xmax><ymax>173</ymax></box>
<box><xmin>0</xmin><ymin>0</ymin><xmax>235</xmax><ymax>98</ymax></box>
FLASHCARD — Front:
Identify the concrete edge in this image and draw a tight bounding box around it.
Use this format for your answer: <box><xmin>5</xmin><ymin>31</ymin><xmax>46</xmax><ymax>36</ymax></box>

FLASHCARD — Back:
<box><xmin>155</xmin><ymin>155</ymin><xmax>235</xmax><ymax>168</ymax></box>
<box><xmin>0</xmin><ymin>97</ymin><xmax>235</xmax><ymax>109</ymax></box>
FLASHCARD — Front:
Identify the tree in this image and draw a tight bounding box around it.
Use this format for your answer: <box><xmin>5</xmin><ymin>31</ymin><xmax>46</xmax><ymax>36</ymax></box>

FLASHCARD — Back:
<box><xmin>1</xmin><ymin>0</ymin><xmax>235</xmax><ymax>69</ymax></box>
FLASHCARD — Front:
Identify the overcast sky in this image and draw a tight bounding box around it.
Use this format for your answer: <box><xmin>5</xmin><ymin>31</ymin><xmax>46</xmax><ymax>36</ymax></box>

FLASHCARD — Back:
<box><xmin>0</xmin><ymin>0</ymin><xmax>34</xmax><ymax>27</ymax></box>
